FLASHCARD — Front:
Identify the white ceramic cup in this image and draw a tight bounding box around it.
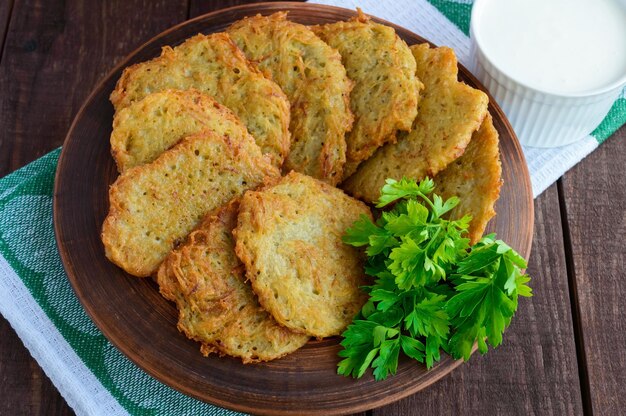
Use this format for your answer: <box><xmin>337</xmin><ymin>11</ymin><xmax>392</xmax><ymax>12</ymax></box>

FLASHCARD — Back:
<box><xmin>469</xmin><ymin>0</ymin><xmax>626</xmax><ymax>148</ymax></box>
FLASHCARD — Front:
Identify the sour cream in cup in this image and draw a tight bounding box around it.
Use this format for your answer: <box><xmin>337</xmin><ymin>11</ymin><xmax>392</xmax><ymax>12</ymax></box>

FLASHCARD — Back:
<box><xmin>469</xmin><ymin>0</ymin><xmax>626</xmax><ymax>147</ymax></box>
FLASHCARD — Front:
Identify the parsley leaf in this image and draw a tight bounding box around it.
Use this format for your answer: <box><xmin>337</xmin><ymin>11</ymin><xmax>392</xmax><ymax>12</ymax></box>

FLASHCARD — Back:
<box><xmin>372</xmin><ymin>338</ymin><xmax>401</xmax><ymax>380</ymax></box>
<box><xmin>400</xmin><ymin>335</ymin><xmax>425</xmax><ymax>362</ymax></box>
<box><xmin>447</xmin><ymin>238</ymin><xmax>531</xmax><ymax>359</ymax></box>
<box><xmin>404</xmin><ymin>292</ymin><xmax>450</xmax><ymax>339</ymax></box>
<box><xmin>338</xmin><ymin>178</ymin><xmax>532</xmax><ymax>380</ymax></box>
<box><xmin>376</xmin><ymin>177</ymin><xmax>435</xmax><ymax>208</ymax></box>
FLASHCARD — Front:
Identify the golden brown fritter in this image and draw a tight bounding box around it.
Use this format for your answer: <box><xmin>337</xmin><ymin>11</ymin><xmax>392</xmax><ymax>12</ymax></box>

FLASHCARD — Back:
<box><xmin>342</xmin><ymin>43</ymin><xmax>489</xmax><ymax>203</ymax></box>
<box><xmin>313</xmin><ymin>10</ymin><xmax>422</xmax><ymax>178</ymax></box>
<box><xmin>434</xmin><ymin>113</ymin><xmax>502</xmax><ymax>244</ymax></box>
<box><xmin>101</xmin><ymin>130</ymin><xmax>280</xmax><ymax>277</ymax></box>
<box><xmin>233</xmin><ymin>172</ymin><xmax>372</xmax><ymax>338</ymax></box>
<box><xmin>157</xmin><ymin>199</ymin><xmax>309</xmax><ymax>363</ymax></box>
<box><xmin>111</xmin><ymin>89</ymin><xmax>253</xmax><ymax>172</ymax></box>
<box><xmin>110</xmin><ymin>33</ymin><xmax>290</xmax><ymax>167</ymax></box>
<box><xmin>228</xmin><ymin>12</ymin><xmax>353</xmax><ymax>185</ymax></box>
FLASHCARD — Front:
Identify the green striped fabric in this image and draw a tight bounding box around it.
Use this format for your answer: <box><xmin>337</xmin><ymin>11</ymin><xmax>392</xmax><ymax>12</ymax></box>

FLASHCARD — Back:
<box><xmin>427</xmin><ymin>0</ymin><xmax>472</xmax><ymax>35</ymax></box>
<box><xmin>591</xmin><ymin>97</ymin><xmax>626</xmax><ymax>143</ymax></box>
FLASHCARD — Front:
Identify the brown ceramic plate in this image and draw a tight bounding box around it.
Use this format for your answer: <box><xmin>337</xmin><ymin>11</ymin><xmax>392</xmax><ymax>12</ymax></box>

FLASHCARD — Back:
<box><xmin>54</xmin><ymin>3</ymin><xmax>534</xmax><ymax>415</ymax></box>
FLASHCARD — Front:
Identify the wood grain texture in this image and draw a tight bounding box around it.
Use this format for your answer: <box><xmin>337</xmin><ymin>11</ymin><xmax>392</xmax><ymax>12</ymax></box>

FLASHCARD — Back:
<box><xmin>0</xmin><ymin>0</ymin><xmax>189</xmax><ymax>177</ymax></box>
<box><xmin>53</xmin><ymin>4</ymin><xmax>532</xmax><ymax>415</ymax></box>
<box><xmin>373</xmin><ymin>184</ymin><xmax>584</xmax><ymax>415</ymax></box>
<box><xmin>0</xmin><ymin>1</ymin><xmax>189</xmax><ymax>415</ymax></box>
<box><xmin>560</xmin><ymin>124</ymin><xmax>626</xmax><ymax>416</ymax></box>
<box><xmin>190</xmin><ymin>0</ymin><xmax>292</xmax><ymax>16</ymax></box>
<box><xmin>0</xmin><ymin>0</ymin><xmax>13</xmax><ymax>56</ymax></box>
<box><xmin>0</xmin><ymin>317</ymin><xmax>74</xmax><ymax>416</ymax></box>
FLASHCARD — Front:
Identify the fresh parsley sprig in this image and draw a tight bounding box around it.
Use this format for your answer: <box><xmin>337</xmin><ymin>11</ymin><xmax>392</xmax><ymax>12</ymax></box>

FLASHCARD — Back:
<box><xmin>338</xmin><ymin>178</ymin><xmax>532</xmax><ymax>380</ymax></box>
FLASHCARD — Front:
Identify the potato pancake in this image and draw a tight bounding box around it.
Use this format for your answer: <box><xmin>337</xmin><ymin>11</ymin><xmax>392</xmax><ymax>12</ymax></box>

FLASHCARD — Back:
<box><xmin>228</xmin><ymin>13</ymin><xmax>353</xmax><ymax>185</ymax></box>
<box><xmin>157</xmin><ymin>199</ymin><xmax>309</xmax><ymax>363</ymax></box>
<box><xmin>102</xmin><ymin>130</ymin><xmax>279</xmax><ymax>277</ymax></box>
<box><xmin>111</xmin><ymin>89</ymin><xmax>252</xmax><ymax>172</ymax></box>
<box><xmin>233</xmin><ymin>172</ymin><xmax>371</xmax><ymax>338</ymax></box>
<box><xmin>342</xmin><ymin>43</ymin><xmax>489</xmax><ymax>203</ymax></box>
<box><xmin>434</xmin><ymin>113</ymin><xmax>502</xmax><ymax>244</ymax></box>
<box><xmin>313</xmin><ymin>10</ymin><xmax>422</xmax><ymax>178</ymax></box>
<box><xmin>110</xmin><ymin>33</ymin><xmax>290</xmax><ymax>167</ymax></box>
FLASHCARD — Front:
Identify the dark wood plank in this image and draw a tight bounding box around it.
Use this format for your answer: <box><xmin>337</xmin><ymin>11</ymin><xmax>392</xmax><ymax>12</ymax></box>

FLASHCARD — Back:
<box><xmin>0</xmin><ymin>0</ymin><xmax>189</xmax><ymax>414</ymax></box>
<box><xmin>189</xmin><ymin>0</ymin><xmax>296</xmax><ymax>18</ymax></box>
<box><xmin>0</xmin><ymin>0</ymin><xmax>189</xmax><ymax>177</ymax></box>
<box><xmin>0</xmin><ymin>317</ymin><xmax>74</xmax><ymax>416</ymax></box>
<box><xmin>374</xmin><ymin>184</ymin><xmax>584</xmax><ymax>415</ymax></box>
<box><xmin>0</xmin><ymin>0</ymin><xmax>13</xmax><ymax>56</ymax></box>
<box><xmin>561</xmin><ymin>124</ymin><xmax>626</xmax><ymax>415</ymax></box>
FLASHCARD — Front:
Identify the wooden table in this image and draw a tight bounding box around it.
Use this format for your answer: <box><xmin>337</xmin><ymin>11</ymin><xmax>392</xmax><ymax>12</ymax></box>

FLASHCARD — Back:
<box><xmin>0</xmin><ymin>1</ymin><xmax>624</xmax><ymax>415</ymax></box>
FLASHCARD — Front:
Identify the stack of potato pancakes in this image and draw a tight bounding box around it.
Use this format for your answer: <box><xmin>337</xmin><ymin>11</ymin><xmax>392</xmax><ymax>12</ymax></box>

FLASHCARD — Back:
<box><xmin>101</xmin><ymin>10</ymin><xmax>502</xmax><ymax>363</ymax></box>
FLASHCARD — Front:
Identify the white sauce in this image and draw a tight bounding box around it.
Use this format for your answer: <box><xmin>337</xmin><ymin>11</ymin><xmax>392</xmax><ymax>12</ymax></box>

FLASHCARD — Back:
<box><xmin>474</xmin><ymin>0</ymin><xmax>626</xmax><ymax>94</ymax></box>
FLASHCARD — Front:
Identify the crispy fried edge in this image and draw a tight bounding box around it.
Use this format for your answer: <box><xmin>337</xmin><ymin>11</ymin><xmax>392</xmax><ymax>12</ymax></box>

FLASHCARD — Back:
<box><xmin>341</xmin><ymin>43</ymin><xmax>489</xmax><ymax>203</ymax></box>
<box><xmin>101</xmin><ymin>129</ymin><xmax>280</xmax><ymax>277</ymax></box>
<box><xmin>434</xmin><ymin>113</ymin><xmax>502</xmax><ymax>244</ymax></box>
<box><xmin>109</xmin><ymin>32</ymin><xmax>291</xmax><ymax>167</ymax></box>
<box><xmin>228</xmin><ymin>12</ymin><xmax>354</xmax><ymax>185</ymax></box>
<box><xmin>157</xmin><ymin>198</ymin><xmax>309</xmax><ymax>363</ymax></box>
<box><xmin>233</xmin><ymin>171</ymin><xmax>372</xmax><ymax>338</ymax></box>
<box><xmin>312</xmin><ymin>9</ymin><xmax>422</xmax><ymax>178</ymax></box>
<box><xmin>110</xmin><ymin>89</ymin><xmax>249</xmax><ymax>172</ymax></box>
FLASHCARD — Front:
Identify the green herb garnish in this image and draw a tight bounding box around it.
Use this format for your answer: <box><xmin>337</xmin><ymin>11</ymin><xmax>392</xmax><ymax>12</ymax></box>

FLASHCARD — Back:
<box><xmin>338</xmin><ymin>178</ymin><xmax>532</xmax><ymax>380</ymax></box>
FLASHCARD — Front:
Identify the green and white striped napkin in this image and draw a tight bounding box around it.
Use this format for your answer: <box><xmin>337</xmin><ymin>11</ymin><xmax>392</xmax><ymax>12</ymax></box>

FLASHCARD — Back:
<box><xmin>0</xmin><ymin>1</ymin><xmax>624</xmax><ymax>415</ymax></box>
